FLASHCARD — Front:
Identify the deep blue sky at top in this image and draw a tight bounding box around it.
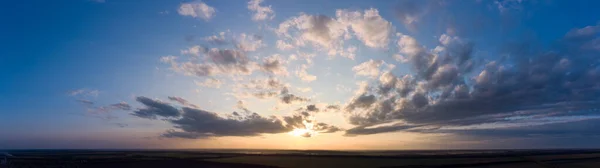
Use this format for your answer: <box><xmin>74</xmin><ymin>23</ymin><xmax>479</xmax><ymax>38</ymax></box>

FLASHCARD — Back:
<box><xmin>2</xmin><ymin>0</ymin><xmax>600</xmax><ymax>148</ymax></box>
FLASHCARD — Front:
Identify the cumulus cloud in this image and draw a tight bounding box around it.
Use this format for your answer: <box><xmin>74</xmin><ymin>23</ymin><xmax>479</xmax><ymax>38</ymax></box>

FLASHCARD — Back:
<box><xmin>165</xmin><ymin>48</ymin><xmax>257</xmax><ymax>77</ymax></box>
<box><xmin>337</xmin><ymin>8</ymin><xmax>393</xmax><ymax>48</ymax></box>
<box><xmin>132</xmin><ymin>97</ymin><xmax>181</xmax><ymax>119</ymax></box>
<box><xmin>259</xmin><ymin>54</ymin><xmax>289</xmax><ymax>76</ymax></box>
<box><xmin>352</xmin><ymin>59</ymin><xmax>385</xmax><ymax>78</ymax></box>
<box><xmin>247</xmin><ymin>0</ymin><xmax>275</xmax><ymax>21</ymax></box>
<box><xmin>276</xmin><ymin>14</ymin><xmax>350</xmax><ymax>57</ymax></box>
<box><xmin>296</xmin><ymin>64</ymin><xmax>317</xmax><ymax>82</ymax></box>
<box><xmin>180</xmin><ymin>46</ymin><xmax>208</xmax><ymax>57</ymax></box>
<box><xmin>279</xmin><ymin>87</ymin><xmax>310</xmax><ymax>104</ymax></box>
<box><xmin>204</xmin><ymin>32</ymin><xmax>228</xmax><ymax>45</ymax></box>
<box><xmin>343</xmin><ymin>25</ymin><xmax>600</xmax><ymax>137</ymax></box>
<box><xmin>178</xmin><ymin>1</ymin><xmax>216</xmax><ymax>21</ymax></box>
<box><xmin>282</xmin><ymin>114</ymin><xmax>343</xmax><ymax>137</ymax></box>
<box><xmin>235</xmin><ymin>33</ymin><xmax>265</xmax><ymax>52</ymax></box>
<box><xmin>276</xmin><ymin>40</ymin><xmax>294</xmax><ymax>50</ymax></box>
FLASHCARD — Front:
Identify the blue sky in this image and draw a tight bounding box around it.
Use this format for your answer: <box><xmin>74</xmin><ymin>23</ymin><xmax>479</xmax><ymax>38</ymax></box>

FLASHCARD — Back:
<box><xmin>2</xmin><ymin>0</ymin><xmax>600</xmax><ymax>149</ymax></box>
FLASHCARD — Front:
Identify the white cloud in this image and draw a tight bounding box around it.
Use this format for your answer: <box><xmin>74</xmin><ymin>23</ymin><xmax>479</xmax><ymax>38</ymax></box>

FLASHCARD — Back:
<box><xmin>296</xmin><ymin>64</ymin><xmax>317</xmax><ymax>82</ymax></box>
<box><xmin>180</xmin><ymin>46</ymin><xmax>207</xmax><ymax>57</ymax></box>
<box><xmin>204</xmin><ymin>32</ymin><xmax>228</xmax><ymax>45</ymax></box>
<box><xmin>247</xmin><ymin>0</ymin><xmax>275</xmax><ymax>21</ymax></box>
<box><xmin>276</xmin><ymin>40</ymin><xmax>294</xmax><ymax>50</ymax></box>
<box><xmin>336</xmin><ymin>8</ymin><xmax>393</xmax><ymax>48</ymax></box>
<box><xmin>195</xmin><ymin>78</ymin><xmax>223</xmax><ymax>88</ymax></box>
<box><xmin>352</xmin><ymin>59</ymin><xmax>385</xmax><ymax>78</ymax></box>
<box><xmin>276</xmin><ymin>14</ymin><xmax>349</xmax><ymax>57</ymax></box>
<box><xmin>178</xmin><ymin>1</ymin><xmax>216</xmax><ymax>21</ymax></box>
<box><xmin>235</xmin><ymin>33</ymin><xmax>265</xmax><ymax>52</ymax></box>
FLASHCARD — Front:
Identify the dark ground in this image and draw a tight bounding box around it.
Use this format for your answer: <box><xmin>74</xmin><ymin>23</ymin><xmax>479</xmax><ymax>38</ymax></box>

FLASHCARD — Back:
<box><xmin>2</xmin><ymin>149</ymin><xmax>600</xmax><ymax>168</ymax></box>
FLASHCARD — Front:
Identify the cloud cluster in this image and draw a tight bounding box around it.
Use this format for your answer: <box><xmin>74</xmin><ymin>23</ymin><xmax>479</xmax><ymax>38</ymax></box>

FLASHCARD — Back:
<box><xmin>276</xmin><ymin>9</ymin><xmax>392</xmax><ymax>58</ymax></box>
<box><xmin>178</xmin><ymin>1</ymin><xmax>216</xmax><ymax>21</ymax></box>
<box><xmin>344</xmin><ymin>25</ymin><xmax>600</xmax><ymax>136</ymax></box>
<box><xmin>127</xmin><ymin>96</ymin><xmax>339</xmax><ymax>139</ymax></box>
<box><xmin>337</xmin><ymin>8</ymin><xmax>393</xmax><ymax>48</ymax></box>
<box><xmin>259</xmin><ymin>54</ymin><xmax>289</xmax><ymax>76</ymax></box>
<box><xmin>247</xmin><ymin>0</ymin><xmax>275</xmax><ymax>21</ymax></box>
<box><xmin>132</xmin><ymin>97</ymin><xmax>181</xmax><ymax>119</ymax></box>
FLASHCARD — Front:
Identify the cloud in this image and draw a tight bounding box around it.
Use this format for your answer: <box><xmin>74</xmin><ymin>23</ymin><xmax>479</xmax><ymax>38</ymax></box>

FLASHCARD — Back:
<box><xmin>165</xmin><ymin>48</ymin><xmax>257</xmax><ymax>77</ymax></box>
<box><xmin>296</xmin><ymin>64</ymin><xmax>317</xmax><ymax>82</ymax></box>
<box><xmin>336</xmin><ymin>8</ymin><xmax>393</xmax><ymax>48</ymax></box>
<box><xmin>195</xmin><ymin>78</ymin><xmax>223</xmax><ymax>88</ymax></box>
<box><xmin>279</xmin><ymin>87</ymin><xmax>310</xmax><ymax>104</ymax></box>
<box><xmin>204</xmin><ymin>32</ymin><xmax>228</xmax><ymax>45</ymax></box>
<box><xmin>167</xmin><ymin>96</ymin><xmax>199</xmax><ymax>108</ymax></box>
<box><xmin>297</xmin><ymin>87</ymin><xmax>312</xmax><ymax>93</ymax></box>
<box><xmin>240</xmin><ymin>77</ymin><xmax>286</xmax><ymax>90</ymax></box>
<box><xmin>494</xmin><ymin>0</ymin><xmax>524</xmax><ymax>13</ymax></box>
<box><xmin>306</xmin><ymin>104</ymin><xmax>319</xmax><ymax>112</ymax></box>
<box><xmin>352</xmin><ymin>59</ymin><xmax>385</xmax><ymax>78</ymax></box>
<box><xmin>163</xmin><ymin>107</ymin><xmax>289</xmax><ymax>138</ymax></box>
<box><xmin>180</xmin><ymin>46</ymin><xmax>207</xmax><ymax>57</ymax></box>
<box><xmin>247</xmin><ymin>0</ymin><xmax>275</xmax><ymax>21</ymax></box>
<box><xmin>152</xmin><ymin>101</ymin><xmax>341</xmax><ymax>139</ymax></box>
<box><xmin>343</xmin><ymin>26</ymin><xmax>600</xmax><ymax>137</ymax></box>
<box><xmin>295</xmin><ymin>104</ymin><xmax>341</xmax><ymax>113</ymax></box>
<box><xmin>252</xmin><ymin>91</ymin><xmax>279</xmax><ymax>99</ymax></box>
<box><xmin>77</xmin><ymin>99</ymin><xmax>94</xmax><ymax>106</ymax></box>
<box><xmin>259</xmin><ymin>54</ymin><xmax>289</xmax><ymax>76</ymax></box>
<box><xmin>276</xmin><ymin>40</ymin><xmax>294</xmax><ymax>50</ymax></box>
<box><xmin>235</xmin><ymin>33</ymin><xmax>265</xmax><ymax>52</ymax></box>
<box><xmin>132</xmin><ymin>96</ymin><xmax>181</xmax><ymax>119</ymax></box>
<box><xmin>110</xmin><ymin>102</ymin><xmax>132</xmax><ymax>111</ymax></box>
<box><xmin>178</xmin><ymin>1</ymin><xmax>216</xmax><ymax>21</ymax></box>
<box><xmin>277</xmin><ymin>14</ymin><xmax>350</xmax><ymax>57</ymax></box>
<box><xmin>68</xmin><ymin>89</ymin><xmax>99</xmax><ymax>97</ymax></box>
<box><xmin>345</xmin><ymin>124</ymin><xmax>416</xmax><ymax>135</ymax></box>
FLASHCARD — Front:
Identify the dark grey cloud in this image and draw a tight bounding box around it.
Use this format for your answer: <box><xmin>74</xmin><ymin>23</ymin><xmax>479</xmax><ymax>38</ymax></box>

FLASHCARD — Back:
<box><xmin>132</xmin><ymin>98</ymin><xmax>341</xmax><ymax>139</ymax></box>
<box><xmin>345</xmin><ymin>124</ymin><xmax>417</xmax><ymax>136</ymax></box>
<box><xmin>306</xmin><ymin>104</ymin><xmax>319</xmax><ymax>112</ymax></box>
<box><xmin>132</xmin><ymin>96</ymin><xmax>181</xmax><ymax>119</ymax></box>
<box><xmin>345</xmin><ymin>94</ymin><xmax>376</xmax><ymax>111</ymax></box>
<box><xmin>164</xmin><ymin>107</ymin><xmax>289</xmax><ymax>138</ymax></box>
<box><xmin>282</xmin><ymin>114</ymin><xmax>343</xmax><ymax>137</ymax></box>
<box><xmin>345</xmin><ymin>24</ymin><xmax>600</xmax><ymax>137</ymax></box>
<box><xmin>279</xmin><ymin>87</ymin><xmax>309</xmax><ymax>104</ymax></box>
<box><xmin>280</xmin><ymin>94</ymin><xmax>310</xmax><ymax>104</ymax></box>
<box><xmin>167</xmin><ymin>96</ymin><xmax>199</xmax><ymax>108</ymax></box>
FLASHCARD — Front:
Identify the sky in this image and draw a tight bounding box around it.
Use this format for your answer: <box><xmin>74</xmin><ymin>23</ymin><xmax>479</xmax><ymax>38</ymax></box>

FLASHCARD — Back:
<box><xmin>2</xmin><ymin>0</ymin><xmax>600</xmax><ymax>150</ymax></box>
